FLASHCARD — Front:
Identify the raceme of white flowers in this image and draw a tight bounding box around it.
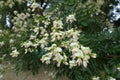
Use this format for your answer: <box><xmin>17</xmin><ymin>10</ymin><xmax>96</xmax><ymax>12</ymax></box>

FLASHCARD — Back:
<box><xmin>12</xmin><ymin>12</ymin><xmax>30</xmax><ymax>31</ymax></box>
<box><xmin>21</xmin><ymin>26</ymin><xmax>49</xmax><ymax>54</ymax></box>
<box><xmin>40</xmin><ymin>14</ymin><xmax>96</xmax><ymax>68</ymax></box>
<box><xmin>6</xmin><ymin>0</ymin><xmax>96</xmax><ymax>68</ymax></box>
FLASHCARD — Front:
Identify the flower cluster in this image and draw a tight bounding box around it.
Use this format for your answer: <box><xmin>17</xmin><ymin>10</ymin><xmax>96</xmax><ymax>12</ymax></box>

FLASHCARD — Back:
<box><xmin>49</xmin><ymin>20</ymin><xmax>64</xmax><ymax>42</ymax></box>
<box><xmin>21</xmin><ymin>26</ymin><xmax>49</xmax><ymax>54</ymax></box>
<box><xmin>41</xmin><ymin>15</ymin><xmax>96</xmax><ymax>68</ymax></box>
<box><xmin>17</xmin><ymin>13</ymin><xmax>96</xmax><ymax>68</ymax></box>
<box><xmin>31</xmin><ymin>2</ymin><xmax>42</xmax><ymax>11</ymax></box>
<box><xmin>66</xmin><ymin>14</ymin><xmax>76</xmax><ymax>23</ymax></box>
<box><xmin>12</xmin><ymin>12</ymin><xmax>30</xmax><ymax>32</ymax></box>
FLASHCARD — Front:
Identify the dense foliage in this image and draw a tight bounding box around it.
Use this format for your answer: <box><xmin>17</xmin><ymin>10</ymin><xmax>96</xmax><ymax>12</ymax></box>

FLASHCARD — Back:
<box><xmin>0</xmin><ymin>0</ymin><xmax>120</xmax><ymax>80</ymax></box>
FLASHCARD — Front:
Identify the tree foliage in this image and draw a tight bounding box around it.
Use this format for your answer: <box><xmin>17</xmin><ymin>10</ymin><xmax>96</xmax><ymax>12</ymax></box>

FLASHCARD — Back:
<box><xmin>0</xmin><ymin>0</ymin><xmax>120</xmax><ymax>80</ymax></box>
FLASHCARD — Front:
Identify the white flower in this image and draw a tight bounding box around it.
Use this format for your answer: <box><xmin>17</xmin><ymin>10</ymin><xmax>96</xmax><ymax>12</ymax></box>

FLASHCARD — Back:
<box><xmin>0</xmin><ymin>30</ymin><xmax>2</xmax><ymax>33</ymax></box>
<box><xmin>91</xmin><ymin>53</ymin><xmax>97</xmax><ymax>58</ymax></box>
<box><xmin>42</xmin><ymin>57</ymin><xmax>51</xmax><ymax>62</ymax></box>
<box><xmin>31</xmin><ymin>3</ymin><xmax>40</xmax><ymax>11</ymax></box>
<box><xmin>84</xmin><ymin>55</ymin><xmax>90</xmax><ymax>60</ymax></box>
<box><xmin>0</xmin><ymin>41</ymin><xmax>4</xmax><ymax>46</ymax></box>
<box><xmin>81</xmin><ymin>45</ymin><xmax>91</xmax><ymax>54</ymax></box>
<box><xmin>77</xmin><ymin>59</ymin><xmax>82</xmax><ymax>66</ymax></box>
<box><xmin>25</xmin><ymin>49</ymin><xmax>28</xmax><ymax>54</ymax></box>
<box><xmin>53</xmin><ymin>54</ymin><xmax>63</xmax><ymax>67</ymax></box>
<box><xmin>44</xmin><ymin>33</ymin><xmax>49</xmax><ymax>37</ymax></box>
<box><xmin>41</xmin><ymin>52</ymin><xmax>52</xmax><ymax>64</ymax></box>
<box><xmin>33</xmin><ymin>27</ymin><xmax>39</xmax><ymax>33</ymax></box>
<box><xmin>9</xmin><ymin>39</ymin><xmax>14</xmax><ymax>44</ymax></box>
<box><xmin>71</xmin><ymin>48</ymin><xmax>81</xmax><ymax>54</ymax></box>
<box><xmin>66</xmin><ymin>28</ymin><xmax>74</xmax><ymax>37</ymax></box>
<box><xmin>61</xmin><ymin>41</ymin><xmax>70</xmax><ymax>48</ymax></box>
<box><xmin>66</xmin><ymin>14</ymin><xmax>76</xmax><ymax>23</ymax></box>
<box><xmin>22</xmin><ymin>41</ymin><xmax>33</xmax><ymax>48</ymax></box>
<box><xmin>109</xmin><ymin>77</ymin><xmax>116</xmax><ymax>80</ymax></box>
<box><xmin>10</xmin><ymin>49</ymin><xmax>20</xmax><ymax>57</ymax></box>
<box><xmin>0</xmin><ymin>75</ymin><xmax>3</xmax><ymax>79</ymax></box>
<box><xmin>117</xmin><ymin>66</ymin><xmax>120</xmax><ymax>71</ymax></box>
<box><xmin>53</xmin><ymin>20</ymin><xmax>63</xmax><ymax>29</ymax></box>
<box><xmin>92</xmin><ymin>76</ymin><xmax>100</xmax><ymax>80</ymax></box>
<box><xmin>83</xmin><ymin>60</ymin><xmax>88</xmax><ymax>68</ymax></box>
<box><xmin>28</xmin><ymin>48</ymin><xmax>33</xmax><ymax>53</ymax></box>
<box><xmin>33</xmin><ymin>44</ymin><xmax>39</xmax><ymax>48</ymax></box>
<box><xmin>73</xmin><ymin>51</ymin><xmax>84</xmax><ymax>58</ymax></box>
<box><xmin>37</xmin><ymin>38</ymin><xmax>48</xmax><ymax>48</ymax></box>
<box><xmin>72</xmin><ymin>31</ymin><xmax>80</xmax><ymax>40</ymax></box>
<box><xmin>51</xmin><ymin>38</ymin><xmax>56</xmax><ymax>42</ymax></box>
<box><xmin>54</xmin><ymin>47</ymin><xmax>62</xmax><ymax>53</ymax></box>
<box><xmin>63</xmin><ymin>54</ymin><xmax>68</xmax><ymax>65</ymax></box>
<box><xmin>51</xmin><ymin>31</ymin><xmax>64</xmax><ymax>41</ymax></box>
<box><xmin>69</xmin><ymin>60</ymin><xmax>77</xmax><ymax>68</ymax></box>
<box><xmin>30</xmin><ymin>35</ymin><xmax>36</xmax><ymax>40</ymax></box>
<box><xmin>70</xmin><ymin>42</ymin><xmax>79</xmax><ymax>48</ymax></box>
<box><xmin>17</xmin><ymin>34</ymin><xmax>21</xmax><ymax>37</ymax></box>
<box><xmin>13</xmin><ymin>10</ymin><xmax>18</xmax><ymax>15</ymax></box>
<box><xmin>51</xmin><ymin>44</ymin><xmax>57</xmax><ymax>47</ymax></box>
<box><xmin>42</xmin><ymin>21</ymin><xmax>50</xmax><ymax>28</ymax></box>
